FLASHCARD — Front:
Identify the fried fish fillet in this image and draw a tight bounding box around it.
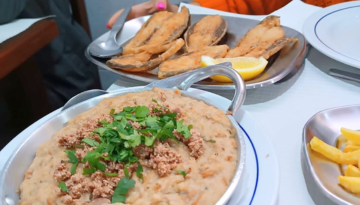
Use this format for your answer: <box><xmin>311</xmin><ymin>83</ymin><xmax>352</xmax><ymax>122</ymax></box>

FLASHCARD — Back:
<box><xmin>107</xmin><ymin>39</ymin><xmax>184</xmax><ymax>72</ymax></box>
<box><xmin>123</xmin><ymin>11</ymin><xmax>174</xmax><ymax>55</ymax></box>
<box><xmin>144</xmin><ymin>6</ymin><xmax>190</xmax><ymax>47</ymax></box>
<box><xmin>123</xmin><ymin>40</ymin><xmax>177</xmax><ymax>55</ymax></box>
<box><xmin>248</xmin><ymin>37</ymin><xmax>298</xmax><ymax>59</ymax></box>
<box><xmin>184</xmin><ymin>15</ymin><xmax>227</xmax><ymax>52</ymax></box>
<box><xmin>226</xmin><ymin>16</ymin><xmax>285</xmax><ymax>58</ymax></box>
<box><xmin>158</xmin><ymin>45</ymin><xmax>229</xmax><ymax>79</ymax></box>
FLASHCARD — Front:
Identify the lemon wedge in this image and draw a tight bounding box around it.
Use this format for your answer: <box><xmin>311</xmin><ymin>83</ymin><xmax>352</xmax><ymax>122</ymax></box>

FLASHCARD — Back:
<box><xmin>201</xmin><ymin>56</ymin><xmax>268</xmax><ymax>82</ymax></box>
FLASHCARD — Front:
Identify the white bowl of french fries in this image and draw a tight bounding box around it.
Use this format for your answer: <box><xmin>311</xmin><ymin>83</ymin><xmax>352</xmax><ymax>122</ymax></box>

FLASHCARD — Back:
<box><xmin>303</xmin><ymin>105</ymin><xmax>360</xmax><ymax>205</ymax></box>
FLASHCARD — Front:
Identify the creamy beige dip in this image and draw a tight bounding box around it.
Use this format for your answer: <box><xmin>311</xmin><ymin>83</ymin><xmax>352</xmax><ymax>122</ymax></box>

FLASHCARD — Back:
<box><xmin>19</xmin><ymin>88</ymin><xmax>238</xmax><ymax>205</ymax></box>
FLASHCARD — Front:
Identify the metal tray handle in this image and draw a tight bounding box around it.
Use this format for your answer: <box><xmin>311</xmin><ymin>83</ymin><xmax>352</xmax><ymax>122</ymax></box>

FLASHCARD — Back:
<box><xmin>61</xmin><ymin>89</ymin><xmax>108</xmax><ymax>112</ymax></box>
<box><xmin>177</xmin><ymin>64</ymin><xmax>246</xmax><ymax>115</ymax></box>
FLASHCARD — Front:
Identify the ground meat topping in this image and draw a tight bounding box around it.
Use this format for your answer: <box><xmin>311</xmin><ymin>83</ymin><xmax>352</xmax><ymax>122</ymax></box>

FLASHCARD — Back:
<box><xmin>60</xmin><ymin>195</ymin><xmax>73</xmax><ymax>204</ymax></box>
<box><xmin>148</xmin><ymin>103</ymin><xmax>170</xmax><ymax>116</ymax></box>
<box><xmin>105</xmin><ymin>161</ymin><xmax>124</xmax><ymax>173</ymax></box>
<box><xmin>132</xmin><ymin>144</ymin><xmax>153</xmax><ymax>159</ymax></box>
<box><xmin>55</xmin><ymin>171</ymin><xmax>122</xmax><ymax>203</ymax></box>
<box><xmin>146</xmin><ymin>140</ymin><xmax>182</xmax><ymax>177</ymax></box>
<box><xmin>174</xmin><ymin>129</ymin><xmax>205</xmax><ymax>159</ymax></box>
<box><xmin>171</xmin><ymin>107</ymin><xmax>182</xmax><ymax>120</ymax></box>
<box><xmin>128</xmin><ymin>120</ymin><xmax>141</xmax><ymax>129</ymax></box>
<box><xmin>53</xmin><ymin>162</ymin><xmax>71</xmax><ymax>183</ymax></box>
<box><xmin>58</xmin><ymin>115</ymin><xmax>113</xmax><ymax>149</ymax></box>
<box><xmin>75</xmin><ymin>144</ymin><xmax>95</xmax><ymax>160</ymax></box>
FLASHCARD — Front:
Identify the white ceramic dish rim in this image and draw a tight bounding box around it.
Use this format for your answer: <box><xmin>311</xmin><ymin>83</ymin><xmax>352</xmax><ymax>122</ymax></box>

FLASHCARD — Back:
<box><xmin>303</xmin><ymin>1</ymin><xmax>360</xmax><ymax>68</ymax></box>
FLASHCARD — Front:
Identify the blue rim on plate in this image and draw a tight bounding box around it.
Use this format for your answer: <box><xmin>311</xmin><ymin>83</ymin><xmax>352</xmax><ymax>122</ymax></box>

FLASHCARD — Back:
<box><xmin>314</xmin><ymin>5</ymin><xmax>360</xmax><ymax>62</ymax></box>
<box><xmin>239</xmin><ymin>123</ymin><xmax>259</xmax><ymax>205</ymax></box>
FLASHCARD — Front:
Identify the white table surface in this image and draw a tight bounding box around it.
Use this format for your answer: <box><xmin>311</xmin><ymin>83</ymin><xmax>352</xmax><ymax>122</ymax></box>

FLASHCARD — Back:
<box><xmin>2</xmin><ymin>1</ymin><xmax>360</xmax><ymax>205</ymax></box>
<box><xmin>0</xmin><ymin>16</ymin><xmax>54</xmax><ymax>44</ymax></box>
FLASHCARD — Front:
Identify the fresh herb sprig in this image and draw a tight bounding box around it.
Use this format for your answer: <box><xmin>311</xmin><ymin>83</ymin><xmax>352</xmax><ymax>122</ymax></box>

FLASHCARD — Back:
<box><xmin>176</xmin><ymin>170</ymin><xmax>187</xmax><ymax>177</ymax></box>
<box><xmin>58</xmin><ymin>181</ymin><xmax>69</xmax><ymax>193</ymax></box>
<box><xmin>64</xmin><ymin>150</ymin><xmax>78</xmax><ymax>174</ymax></box>
<box><xmin>112</xmin><ymin>177</ymin><xmax>135</xmax><ymax>203</ymax></box>
<box><xmin>85</xmin><ymin>103</ymin><xmax>192</xmax><ymax>168</ymax></box>
<box><xmin>136</xmin><ymin>162</ymin><xmax>143</xmax><ymax>180</ymax></box>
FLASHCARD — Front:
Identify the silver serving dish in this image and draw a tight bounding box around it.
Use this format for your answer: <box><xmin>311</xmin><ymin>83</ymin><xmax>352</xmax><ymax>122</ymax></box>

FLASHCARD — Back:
<box><xmin>302</xmin><ymin>105</ymin><xmax>360</xmax><ymax>205</ymax></box>
<box><xmin>0</xmin><ymin>64</ymin><xmax>246</xmax><ymax>205</ymax></box>
<box><xmin>85</xmin><ymin>14</ymin><xmax>307</xmax><ymax>90</ymax></box>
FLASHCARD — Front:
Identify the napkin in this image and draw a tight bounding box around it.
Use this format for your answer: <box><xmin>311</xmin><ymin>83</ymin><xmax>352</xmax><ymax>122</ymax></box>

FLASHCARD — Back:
<box><xmin>0</xmin><ymin>16</ymin><xmax>54</xmax><ymax>44</ymax></box>
<box><xmin>179</xmin><ymin>0</ymin><xmax>321</xmax><ymax>33</ymax></box>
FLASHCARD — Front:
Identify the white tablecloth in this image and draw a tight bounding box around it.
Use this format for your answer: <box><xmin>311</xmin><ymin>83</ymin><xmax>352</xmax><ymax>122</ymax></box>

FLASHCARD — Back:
<box><xmin>107</xmin><ymin>2</ymin><xmax>360</xmax><ymax>205</ymax></box>
<box><xmin>1</xmin><ymin>1</ymin><xmax>360</xmax><ymax>205</ymax></box>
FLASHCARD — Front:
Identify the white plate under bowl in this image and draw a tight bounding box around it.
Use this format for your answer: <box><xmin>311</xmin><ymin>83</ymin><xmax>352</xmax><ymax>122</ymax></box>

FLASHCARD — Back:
<box><xmin>0</xmin><ymin>88</ymin><xmax>279</xmax><ymax>205</ymax></box>
<box><xmin>303</xmin><ymin>1</ymin><xmax>360</xmax><ymax>68</ymax></box>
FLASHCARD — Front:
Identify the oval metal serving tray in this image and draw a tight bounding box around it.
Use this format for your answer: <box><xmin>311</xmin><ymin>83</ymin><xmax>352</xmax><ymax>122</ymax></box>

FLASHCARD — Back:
<box><xmin>86</xmin><ymin>14</ymin><xmax>307</xmax><ymax>90</ymax></box>
<box><xmin>302</xmin><ymin>105</ymin><xmax>360</xmax><ymax>205</ymax></box>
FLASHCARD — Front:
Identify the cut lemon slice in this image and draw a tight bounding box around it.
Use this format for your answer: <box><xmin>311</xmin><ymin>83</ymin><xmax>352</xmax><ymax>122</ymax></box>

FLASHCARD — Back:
<box><xmin>201</xmin><ymin>56</ymin><xmax>268</xmax><ymax>82</ymax></box>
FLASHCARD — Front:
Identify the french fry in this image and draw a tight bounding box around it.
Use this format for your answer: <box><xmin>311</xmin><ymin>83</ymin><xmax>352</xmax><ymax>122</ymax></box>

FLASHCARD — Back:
<box><xmin>345</xmin><ymin>165</ymin><xmax>360</xmax><ymax>177</ymax></box>
<box><xmin>341</xmin><ymin>128</ymin><xmax>360</xmax><ymax>146</ymax></box>
<box><xmin>344</xmin><ymin>145</ymin><xmax>360</xmax><ymax>153</ymax></box>
<box><xmin>347</xmin><ymin>140</ymin><xmax>355</xmax><ymax>146</ymax></box>
<box><xmin>338</xmin><ymin>176</ymin><xmax>360</xmax><ymax>194</ymax></box>
<box><xmin>310</xmin><ymin>137</ymin><xmax>360</xmax><ymax>164</ymax></box>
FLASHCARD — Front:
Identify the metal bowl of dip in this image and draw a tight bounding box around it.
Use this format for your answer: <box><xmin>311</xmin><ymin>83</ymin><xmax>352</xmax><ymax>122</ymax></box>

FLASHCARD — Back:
<box><xmin>0</xmin><ymin>63</ymin><xmax>246</xmax><ymax>205</ymax></box>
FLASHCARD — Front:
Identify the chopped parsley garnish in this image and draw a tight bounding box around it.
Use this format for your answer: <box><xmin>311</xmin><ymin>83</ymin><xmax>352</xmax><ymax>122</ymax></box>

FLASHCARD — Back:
<box><xmin>112</xmin><ymin>177</ymin><xmax>135</xmax><ymax>203</ymax></box>
<box><xmin>124</xmin><ymin>164</ymin><xmax>129</xmax><ymax>178</ymax></box>
<box><xmin>204</xmin><ymin>139</ymin><xmax>216</xmax><ymax>143</ymax></box>
<box><xmin>74</xmin><ymin>144</ymin><xmax>84</xmax><ymax>148</ymax></box>
<box><xmin>62</xmin><ymin>101</ymin><xmax>193</xmax><ymax>203</ymax></box>
<box><xmin>82</xmin><ymin>104</ymin><xmax>192</xmax><ymax>169</ymax></box>
<box><xmin>64</xmin><ymin>150</ymin><xmax>78</xmax><ymax>174</ymax></box>
<box><xmin>82</xmin><ymin>138</ymin><xmax>99</xmax><ymax>147</ymax></box>
<box><xmin>152</xmin><ymin>99</ymin><xmax>169</xmax><ymax>111</ymax></box>
<box><xmin>136</xmin><ymin>162</ymin><xmax>143</xmax><ymax>180</ymax></box>
<box><xmin>177</xmin><ymin>170</ymin><xmax>187</xmax><ymax>177</ymax></box>
<box><xmin>58</xmin><ymin>181</ymin><xmax>69</xmax><ymax>193</ymax></box>
<box><xmin>83</xmin><ymin>167</ymin><xmax>97</xmax><ymax>175</ymax></box>
<box><xmin>110</xmin><ymin>108</ymin><xmax>115</xmax><ymax>115</ymax></box>
<box><xmin>104</xmin><ymin>172</ymin><xmax>119</xmax><ymax>177</ymax></box>
<box><xmin>81</xmin><ymin>151</ymin><xmax>106</xmax><ymax>171</ymax></box>
<box><xmin>176</xmin><ymin>120</ymin><xmax>192</xmax><ymax>138</ymax></box>
<box><xmin>135</xmin><ymin>106</ymin><xmax>149</xmax><ymax>118</ymax></box>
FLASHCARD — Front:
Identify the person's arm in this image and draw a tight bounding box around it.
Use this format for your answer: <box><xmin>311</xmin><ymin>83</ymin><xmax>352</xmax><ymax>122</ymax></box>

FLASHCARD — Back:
<box><xmin>0</xmin><ymin>0</ymin><xmax>29</xmax><ymax>24</ymax></box>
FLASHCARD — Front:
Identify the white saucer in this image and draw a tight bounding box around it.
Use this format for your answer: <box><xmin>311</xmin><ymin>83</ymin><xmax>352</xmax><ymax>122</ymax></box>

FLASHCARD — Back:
<box><xmin>303</xmin><ymin>1</ymin><xmax>360</xmax><ymax>68</ymax></box>
<box><xmin>0</xmin><ymin>88</ymin><xmax>279</xmax><ymax>205</ymax></box>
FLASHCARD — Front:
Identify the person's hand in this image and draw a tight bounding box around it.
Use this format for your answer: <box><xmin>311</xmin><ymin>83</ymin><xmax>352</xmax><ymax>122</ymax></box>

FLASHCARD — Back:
<box><xmin>107</xmin><ymin>0</ymin><xmax>178</xmax><ymax>29</ymax></box>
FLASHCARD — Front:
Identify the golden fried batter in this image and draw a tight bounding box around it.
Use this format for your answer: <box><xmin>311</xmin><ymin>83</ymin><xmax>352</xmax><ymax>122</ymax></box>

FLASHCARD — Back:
<box><xmin>226</xmin><ymin>16</ymin><xmax>284</xmax><ymax>58</ymax></box>
<box><xmin>107</xmin><ymin>39</ymin><xmax>185</xmax><ymax>72</ymax></box>
<box><xmin>158</xmin><ymin>45</ymin><xmax>229</xmax><ymax>79</ymax></box>
<box><xmin>123</xmin><ymin>11</ymin><xmax>174</xmax><ymax>55</ymax></box>
<box><xmin>184</xmin><ymin>15</ymin><xmax>227</xmax><ymax>52</ymax></box>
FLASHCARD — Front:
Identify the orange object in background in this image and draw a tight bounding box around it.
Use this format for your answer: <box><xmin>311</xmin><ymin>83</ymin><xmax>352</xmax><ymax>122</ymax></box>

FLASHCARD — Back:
<box><xmin>303</xmin><ymin>0</ymin><xmax>354</xmax><ymax>7</ymax></box>
<box><xmin>193</xmin><ymin>0</ymin><xmax>355</xmax><ymax>15</ymax></box>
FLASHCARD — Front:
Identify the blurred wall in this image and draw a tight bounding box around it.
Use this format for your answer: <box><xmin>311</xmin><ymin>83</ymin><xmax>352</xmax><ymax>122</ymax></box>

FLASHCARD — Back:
<box><xmin>84</xmin><ymin>0</ymin><xmax>192</xmax><ymax>40</ymax></box>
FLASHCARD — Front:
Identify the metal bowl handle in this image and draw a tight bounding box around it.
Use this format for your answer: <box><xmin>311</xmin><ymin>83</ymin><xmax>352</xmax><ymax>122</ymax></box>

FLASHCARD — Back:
<box><xmin>61</xmin><ymin>89</ymin><xmax>109</xmax><ymax>112</ymax></box>
<box><xmin>177</xmin><ymin>63</ymin><xmax>246</xmax><ymax>115</ymax></box>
